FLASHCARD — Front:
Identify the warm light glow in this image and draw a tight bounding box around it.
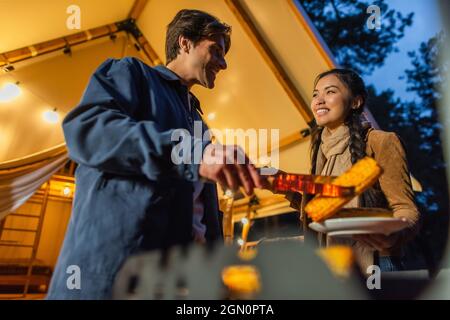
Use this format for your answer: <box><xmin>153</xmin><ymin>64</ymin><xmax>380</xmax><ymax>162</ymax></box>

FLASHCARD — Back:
<box><xmin>43</xmin><ymin>109</ymin><xmax>59</xmax><ymax>123</ymax></box>
<box><xmin>62</xmin><ymin>185</ymin><xmax>71</xmax><ymax>197</ymax></box>
<box><xmin>207</xmin><ymin>112</ymin><xmax>216</xmax><ymax>121</ymax></box>
<box><xmin>0</xmin><ymin>83</ymin><xmax>21</xmax><ymax>103</ymax></box>
<box><xmin>258</xmin><ymin>156</ymin><xmax>271</xmax><ymax>166</ymax></box>
<box><xmin>224</xmin><ymin>189</ymin><xmax>234</xmax><ymax>198</ymax></box>
<box><xmin>218</xmin><ymin>93</ymin><xmax>231</xmax><ymax>104</ymax></box>
<box><xmin>221</xmin><ymin>265</ymin><xmax>261</xmax><ymax>296</ymax></box>
<box><xmin>237</xmin><ymin>239</ymin><xmax>244</xmax><ymax>246</ymax></box>
<box><xmin>241</xmin><ymin>217</ymin><xmax>249</xmax><ymax>225</ymax></box>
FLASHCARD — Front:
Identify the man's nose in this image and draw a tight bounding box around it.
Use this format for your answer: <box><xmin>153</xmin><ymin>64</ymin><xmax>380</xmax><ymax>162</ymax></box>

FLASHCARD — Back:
<box><xmin>218</xmin><ymin>57</ymin><xmax>227</xmax><ymax>70</ymax></box>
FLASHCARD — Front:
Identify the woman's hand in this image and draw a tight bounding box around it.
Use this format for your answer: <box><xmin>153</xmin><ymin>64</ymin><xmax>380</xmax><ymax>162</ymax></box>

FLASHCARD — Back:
<box><xmin>353</xmin><ymin>232</ymin><xmax>402</xmax><ymax>251</ymax></box>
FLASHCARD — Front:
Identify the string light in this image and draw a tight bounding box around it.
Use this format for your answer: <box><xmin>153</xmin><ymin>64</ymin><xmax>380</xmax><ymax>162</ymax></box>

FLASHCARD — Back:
<box><xmin>0</xmin><ymin>82</ymin><xmax>21</xmax><ymax>103</ymax></box>
<box><xmin>43</xmin><ymin>108</ymin><xmax>59</xmax><ymax>123</ymax></box>
<box><xmin>241</xmin><ymin>217</ymin><xmax>249</xmax><ymax>225</ymax></box>
<box><xmin>62</xmin><ymin>185</ymin><xmax>71</xmax><ymax>197</ymax></box>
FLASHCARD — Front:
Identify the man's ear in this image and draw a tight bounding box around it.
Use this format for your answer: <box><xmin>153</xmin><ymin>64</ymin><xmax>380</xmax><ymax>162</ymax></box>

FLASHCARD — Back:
<box><xmin>178</xmin><ymin>35</ymin><xmax>191</xmax><ymax>53</ymax></box>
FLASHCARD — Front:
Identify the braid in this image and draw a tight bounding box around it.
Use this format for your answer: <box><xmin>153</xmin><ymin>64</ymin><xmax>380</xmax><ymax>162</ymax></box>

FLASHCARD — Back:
<box><xmin>345</xmin><ymin>111</ymin><xmax>381</xmax><ymax>208</ymax></box>
<box><xmin>345</xmin><ymin>112</ymin><xmax>366</xmax><ymax>165</ymax></box>
<box><xmin>310</xmin><ymin>124</ymin><xmax>324</xmax><ymax>175</ymax></box>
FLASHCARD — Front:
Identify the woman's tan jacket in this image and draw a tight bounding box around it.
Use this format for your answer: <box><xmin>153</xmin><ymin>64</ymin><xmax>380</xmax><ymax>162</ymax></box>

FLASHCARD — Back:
<box><xmin>299</xmin><ymin>128</ymin><xmax>420</xmax><ymax>270</ymax></box>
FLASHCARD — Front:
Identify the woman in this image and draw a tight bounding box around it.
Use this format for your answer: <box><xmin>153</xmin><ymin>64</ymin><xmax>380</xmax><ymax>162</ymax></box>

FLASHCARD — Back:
<box><xmin>301</xmin><ymin>68</ymin><xmax>420</xmax><ymax>272</ymax></box>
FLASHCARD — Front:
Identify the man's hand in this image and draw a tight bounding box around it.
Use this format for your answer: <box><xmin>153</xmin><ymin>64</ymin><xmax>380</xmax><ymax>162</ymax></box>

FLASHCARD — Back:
<box><xmin>353</xmin><ymin>233</ymin><xmax>401</xmax><ymax>252</ymax></box>
<box><xmin>199</xmin><ymin>143</ymin><xmax>269</xmax><ymax>195</ymax></box>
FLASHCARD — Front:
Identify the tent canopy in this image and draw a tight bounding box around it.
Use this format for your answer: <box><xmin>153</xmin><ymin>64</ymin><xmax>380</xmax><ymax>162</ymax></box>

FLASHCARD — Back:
<box><xmin>0</xmin><ymin>0</ymin><xmax>338</xmax><ymax>175</ymax></box>
<box><xmin>2</xmin><ymin>1</ymin><xmax>423</xmax><ymax>191</ymax></box>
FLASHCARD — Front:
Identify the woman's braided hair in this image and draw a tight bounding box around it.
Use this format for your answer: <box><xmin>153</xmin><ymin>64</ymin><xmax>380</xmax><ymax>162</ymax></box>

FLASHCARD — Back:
<box><xmin>310</xmin><ymin>68</ymin><xmax>379</xmax><ymax>208</ymax></box>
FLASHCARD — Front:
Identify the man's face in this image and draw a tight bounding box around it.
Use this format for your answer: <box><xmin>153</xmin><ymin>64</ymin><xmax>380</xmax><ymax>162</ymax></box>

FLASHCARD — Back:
<box><xmin>186</xmin><ymin>34</ymin><xmax>228</xmax><ymax>89</ymax></box>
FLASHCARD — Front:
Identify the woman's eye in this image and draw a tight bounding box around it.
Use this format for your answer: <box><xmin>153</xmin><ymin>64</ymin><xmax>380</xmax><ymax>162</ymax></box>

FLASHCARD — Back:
<box><xmin>312</xmin><ymin>93</ymin><xmax>317</xmax><ymax>98</ymax></box>
<box><xmin>327</xmin><ymin>90</ymin><xmax>335</xmax><ymax>94</ymax></box>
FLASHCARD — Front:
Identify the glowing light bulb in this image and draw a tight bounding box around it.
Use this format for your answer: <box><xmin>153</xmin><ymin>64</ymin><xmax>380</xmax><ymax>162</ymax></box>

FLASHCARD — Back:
<box><xmin>43</xmin><ymin>109</ymin><xmax>59</xmax><ymax>123</ymax></box>
<box><xmin>237</xmin><ymin>239</ymin><xmax>244</xmax><ymax>246</ymax></box>
<box><xmin>207</xmin><ymin>112</ymin><xmax>216</xmax><ymax>121</ymax></box>
<box><xmin>224</xmin><ymin>189</ymin><xmax>234</xmax><ymax>198</ymax></box>
<box><xmin>241</xmin><ymin>217</ymin><xmax>249</xmax><ymax>225</ymax></box>
<box><xmin>62</xmin><ymin>185</ymin><xmax>71</xmax><ymax>197</ymax></box>
<box><xmin>0</xmin><ymin>83</ymin><xmax>21</xmax><ymax>102</ymax></box>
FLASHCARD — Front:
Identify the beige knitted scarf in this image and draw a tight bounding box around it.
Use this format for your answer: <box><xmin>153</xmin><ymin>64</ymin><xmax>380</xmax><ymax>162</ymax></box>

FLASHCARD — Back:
<box><xmin>318</xmin><ymin>124</ymin><xmax>358</xmax><ymax>208</ymax></box>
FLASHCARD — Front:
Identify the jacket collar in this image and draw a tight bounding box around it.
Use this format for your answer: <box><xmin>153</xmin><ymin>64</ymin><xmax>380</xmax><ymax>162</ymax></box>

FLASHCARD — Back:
<box><xmin>154</xmin><ymin>64</ymin><xmax>182</xmax><ymax>82</ymax></box>
<box><xmin>188</xmin><ymin>93</ymin><xmax>203</xmax><ymax>115</ymax></box>
<box><xmin>154</xmin><ymin>64</ymin><xmax>204</xmax><ymax>115</ymax></box>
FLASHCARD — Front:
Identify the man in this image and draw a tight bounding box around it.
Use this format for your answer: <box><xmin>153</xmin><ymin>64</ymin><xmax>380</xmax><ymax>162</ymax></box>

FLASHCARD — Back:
<box><xmin>47</xmin><ymin>9</ymin><xmax>265</xmax><ymax>299</ymax></box>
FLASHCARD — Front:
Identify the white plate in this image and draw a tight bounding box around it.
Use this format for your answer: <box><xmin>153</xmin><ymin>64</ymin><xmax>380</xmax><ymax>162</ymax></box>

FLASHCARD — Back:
<box><xmin>309</xmin><ymin>217</ymin><xmax>409</xmax><ymax>237</ymax></box>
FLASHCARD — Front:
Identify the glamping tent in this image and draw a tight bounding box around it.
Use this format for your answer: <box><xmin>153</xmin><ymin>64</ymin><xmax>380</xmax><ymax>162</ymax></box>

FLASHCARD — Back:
<box><xmin>0</xmin><ymin>0</ymin><xmax>406</xmax><ymax>297</ymax></box>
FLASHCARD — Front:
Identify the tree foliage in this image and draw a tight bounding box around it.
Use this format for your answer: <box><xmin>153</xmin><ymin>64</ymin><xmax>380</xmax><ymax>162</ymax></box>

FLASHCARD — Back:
<box><xmin>298</xmin><ymin>0</ymin><xmax>413</xmax><ymax>75</ymax></box>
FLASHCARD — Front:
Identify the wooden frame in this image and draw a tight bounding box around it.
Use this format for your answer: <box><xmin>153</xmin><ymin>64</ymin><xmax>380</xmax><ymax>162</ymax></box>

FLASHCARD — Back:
<box><xmin>0</xmin><ymin>0</ymin><xmax>160</xmax><ymax>68</ymax></box>
<box><xmin>128</xmin><ymin>0</ymin><xmax>148</xmax><ymax>20</ymax></box>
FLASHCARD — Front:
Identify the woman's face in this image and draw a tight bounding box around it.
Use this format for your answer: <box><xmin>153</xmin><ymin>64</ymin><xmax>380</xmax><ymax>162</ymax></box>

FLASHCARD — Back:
<box><xmin>311</xmin><ymin>74</ymin><xmax>357</xmax><ymax>130</ymax></box>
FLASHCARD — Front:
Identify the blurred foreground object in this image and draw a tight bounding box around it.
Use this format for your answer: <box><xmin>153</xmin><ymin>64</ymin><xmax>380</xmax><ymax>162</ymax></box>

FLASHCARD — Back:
<box><xmin>113</xmin><ymin>240</ymin><xmax>365</xmax><ymax>299</ymax></box>
<box><xmin>317</xmin><ymin>245</ymin><xmax>355</xmax><ymax>278</ymax></box>
<box><xmin>221</xmin><ymin>265</ymin><xmax>261</xmax><ymax>299</ymax></box>
<box><xmin>422</xmin><ymin>0</ymin><xmax>450</xmax><ymax>300</ymax></box>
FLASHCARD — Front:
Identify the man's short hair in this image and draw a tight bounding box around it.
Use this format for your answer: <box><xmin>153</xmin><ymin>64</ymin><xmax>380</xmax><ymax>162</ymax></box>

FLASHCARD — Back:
<box><xmin>165</xmin><ymin>9</ymin><xmax>231</xmax><ymax>64</ymax></box>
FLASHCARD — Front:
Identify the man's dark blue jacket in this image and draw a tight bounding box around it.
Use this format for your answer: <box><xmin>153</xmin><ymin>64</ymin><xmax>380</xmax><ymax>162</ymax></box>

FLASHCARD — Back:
<box><xmin>47</xmin><ymin>57</ymin><xmax>222</xmax><ymax>299</ymax></box>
